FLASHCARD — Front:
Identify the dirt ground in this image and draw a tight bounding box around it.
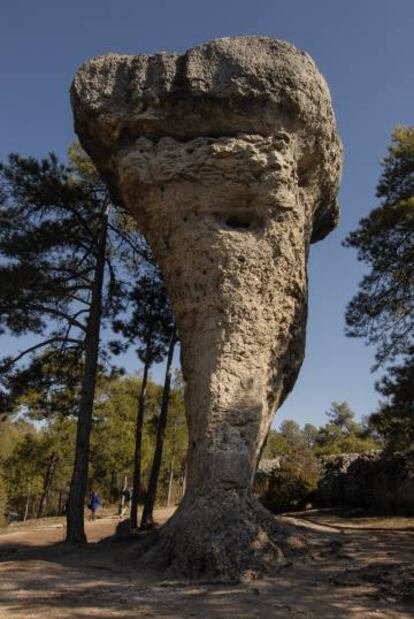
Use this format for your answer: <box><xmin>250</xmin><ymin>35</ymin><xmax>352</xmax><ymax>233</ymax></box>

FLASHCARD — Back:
<box><xmin>0</xmin><ymin>507</ymin><xmax>413</xmax><ymax>618</ymax></box>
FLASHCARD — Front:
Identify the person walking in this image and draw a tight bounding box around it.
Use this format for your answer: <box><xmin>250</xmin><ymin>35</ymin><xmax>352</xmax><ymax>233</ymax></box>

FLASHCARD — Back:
<box><xmin>87</xmin><ymin>491</ymin><xmax>101</xmax><ymax>521</ymax></box>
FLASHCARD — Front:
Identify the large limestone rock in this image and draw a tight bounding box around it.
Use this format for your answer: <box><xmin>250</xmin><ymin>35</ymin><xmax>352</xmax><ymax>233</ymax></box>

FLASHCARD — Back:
<box><xmin>71</xmin><ymin>36</ymin><xmax>343</xmax><ymax>580</ymax></box>
<box><xmin>317</xmin><ymin>451</ymin><xmax>414</xmax><ymax>514</ymax></box>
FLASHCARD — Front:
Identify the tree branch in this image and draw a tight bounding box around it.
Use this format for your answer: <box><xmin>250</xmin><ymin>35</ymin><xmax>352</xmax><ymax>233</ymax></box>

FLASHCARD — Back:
<box><xmin>1</xmin><ymin>336</ymin><xmax>82</xmax><ymax>372</ymax></box>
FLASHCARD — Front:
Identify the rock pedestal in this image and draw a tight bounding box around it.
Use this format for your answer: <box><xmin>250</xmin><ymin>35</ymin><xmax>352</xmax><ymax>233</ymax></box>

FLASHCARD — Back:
<box><xmin>71</xmin><ymin>36</ymin><xmax>343</xmax><ymax>580</ymax></box>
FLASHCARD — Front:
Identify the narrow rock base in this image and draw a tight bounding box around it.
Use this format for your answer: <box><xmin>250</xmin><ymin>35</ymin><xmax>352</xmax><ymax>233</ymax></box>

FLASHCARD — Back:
<box><xmin>131</xmin><ymin>491</ymin><xmax>308</xmax><ymax>582</ymax></box>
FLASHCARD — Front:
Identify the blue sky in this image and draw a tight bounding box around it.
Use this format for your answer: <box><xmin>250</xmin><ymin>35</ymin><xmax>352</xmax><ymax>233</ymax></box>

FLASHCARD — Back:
<box><xmin>1</xmin><ymin>0</ymin><xmax>413</xmax><ymax>428</ymax></box>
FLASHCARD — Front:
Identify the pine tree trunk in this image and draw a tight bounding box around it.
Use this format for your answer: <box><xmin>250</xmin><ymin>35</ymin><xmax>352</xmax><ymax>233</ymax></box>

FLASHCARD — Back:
<box><xmin>130</xmin><ymin>359</ymin><xmax>150</xmax><ymax>530</ymax></box>
<box><xmin>37</xmin><ymin>452</ymin><xmax>59</xmax><ymax>518</ymax></box>
<box><xmin>66</xmin><ymin>209</ymin><xmax>108</xmax><ymax>544</ymax></box>
<box><xmin>181</xmin><ymin>470</ymin><xmax>186</xmax><ymax>499</ymax></box>
<box><xmin>167</xmin><ymin>454</ymin><xmax>175</xmax><ymax>508</ymax></box>
<box><xmin>167</xmin><ymin>416</ymin><xmax>179</xmax><ymax>507</ymax></box>
<box><xmin>110</xmin><ymin>469</ymin><xmax>117</xmax><ymax>500</ymax></box>
<box><xmin>141</xmin><ymin>330</ymin><xmax>176</xmax><ymax>527</ymax></box>
<box><xmin>23</xmin><ymin>495</ymin><xmax>30</xmax><ymax>522</ymax></box>
<box><xmin>32</xmin><ymin>499</ymin><xmax>38</xmax><ymax>519</ymax></box>
<box><xmin>118</xmin><ymin>474</ymin><xmax>128</xmax><ymax>515</ymax></box>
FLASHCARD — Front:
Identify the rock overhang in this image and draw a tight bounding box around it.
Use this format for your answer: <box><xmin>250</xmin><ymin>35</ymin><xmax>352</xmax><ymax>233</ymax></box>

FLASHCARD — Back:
<box><xmin>71</xmin><ymin>35</ymin><xmax>343</xmax><ymax>243</ymax></box>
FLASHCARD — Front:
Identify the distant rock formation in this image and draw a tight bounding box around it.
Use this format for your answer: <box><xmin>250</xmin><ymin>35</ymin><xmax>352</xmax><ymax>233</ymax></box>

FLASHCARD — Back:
<box><xmin>317</xmin><ymin>450</ymin><xmax>414</xmax><ymax>514</ymax></box>
<box><xmin>254</xmin><ymin>458</ymin><xmax>281</xmax><ymax>496</ymax></box>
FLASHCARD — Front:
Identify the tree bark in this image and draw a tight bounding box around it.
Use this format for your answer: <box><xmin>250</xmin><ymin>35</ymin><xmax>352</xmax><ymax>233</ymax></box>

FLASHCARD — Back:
<box><xmin>141</xmin><ymin>330</ymin><xmax>176</xmax><ymax>527</ymax></box>
<box><xmin>166</xmin><ymin>457</ymin><xmax>174</xmax><ymax>507</ymax></box>
<box><xmin>23</xmin><ymin>495</ymin><xmax>30</xmax><ymax>522</ymax></box>
<box><xmin>130</xmin><ymin>359</ymin><xmax>150</xmax><ymax>530</ymax></box>
<box><xmin>66</xmin><ymin>209</ymin><xmax>108</xmax><ymax>544</ymax></box>
<box><xmin>37</xmin><ymin>452</ymin><xmax>59</xmax><ymax>518</ymax></box>
<box><xmin>180</xmin><ymin>468</ymin><xmax>186</xmax><ymax>499</ymax></box>
<box><xmin>118</xmin><ymin>474</ymin><xmax>128</xmax><ymax>515</ymax></box>
<box><xmin>166</xmin><ymin>422</ymin><xmax>177</xmax><ymax>508</ymax></box>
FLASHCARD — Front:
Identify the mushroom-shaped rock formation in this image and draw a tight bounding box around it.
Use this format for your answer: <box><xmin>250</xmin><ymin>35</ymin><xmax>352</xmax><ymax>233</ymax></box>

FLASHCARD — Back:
<box><xmin>71</xmin><ymin>36</ymin><xmax>343</xmax><ymax>581</ymax></box>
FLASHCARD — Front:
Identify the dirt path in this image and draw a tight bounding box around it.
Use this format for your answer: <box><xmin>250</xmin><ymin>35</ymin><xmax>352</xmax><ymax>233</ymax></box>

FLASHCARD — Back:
<box><xmin>0</xmin><ymin>508</ymin><xmax>413</xmax><ymax>618</ymax></box>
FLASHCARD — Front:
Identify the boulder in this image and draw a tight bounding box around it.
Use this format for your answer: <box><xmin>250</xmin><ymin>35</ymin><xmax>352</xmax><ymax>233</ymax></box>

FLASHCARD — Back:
<box><xmin>317</xmin><ymin>450</ymin><xmax>414</xmax><ymax>514</ymax></box>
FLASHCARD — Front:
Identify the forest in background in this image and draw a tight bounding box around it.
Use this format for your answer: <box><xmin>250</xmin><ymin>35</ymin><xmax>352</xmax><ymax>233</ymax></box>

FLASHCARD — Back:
<box><xmin>0</xmin><ymin>393</ymin><xmax>378</xmax><ymax>523</ymax></box>
<box><xmin>0</xmin><ymin>373</ymin><xmax>187</xmax><ymax>523</ymax></box>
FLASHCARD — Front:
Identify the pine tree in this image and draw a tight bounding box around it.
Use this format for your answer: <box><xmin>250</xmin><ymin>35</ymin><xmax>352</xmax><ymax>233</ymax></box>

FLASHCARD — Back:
<box><xmin>0</xmin><ymin>146</ymin><xmax>146</xmax><ymax>542</ymax></box>
<box><xmin>344</xmin><ymin>125</ymin><xmax>414</xmax><ymax>365</ymax></box>
<box><xmin>370</xmin><ymin>348</ymin><xmax>414</xmax><ymax>451</ymax></box>
<box><xmin>326</xmin><ymin>401</ymin><xmax>357</xmax><ymax>434</ymax></box>
<box><xmin>2</xmin><ymin>349</ymin><xmax>83</xmax><ymax>420</ymax></box>
<box><xmin>112</xmin><ymin>266</ymin><xmax>175</xmax><ymax>529</ymax></box>
<box><xmin>345</xmin><ymin>126</ymin><xmax>414</xmax><ymax>451</ymax></box>
<box><xmin>141</xmin><ymin>327</ymin><xmax>177</xmax><ymax>528</ymax></box>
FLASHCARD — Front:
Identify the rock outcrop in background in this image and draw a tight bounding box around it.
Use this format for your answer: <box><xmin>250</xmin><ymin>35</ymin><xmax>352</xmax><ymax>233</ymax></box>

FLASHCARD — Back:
<box><xmin>255</xmin><ymin>451</ymin><xmax>414</xmax><ymax>516</ymax></box>
<box><xmin>317</xmin><ymin>450</ymin><xmax>414</xmax><ymax>515</ymax></box>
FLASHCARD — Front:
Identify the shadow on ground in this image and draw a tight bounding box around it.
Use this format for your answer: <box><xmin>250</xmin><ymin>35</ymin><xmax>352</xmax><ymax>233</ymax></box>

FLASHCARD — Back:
<box><xmin>0</xmin><ymin>510</ymin><xmax>413</xmax><ymax>618</ymax></box>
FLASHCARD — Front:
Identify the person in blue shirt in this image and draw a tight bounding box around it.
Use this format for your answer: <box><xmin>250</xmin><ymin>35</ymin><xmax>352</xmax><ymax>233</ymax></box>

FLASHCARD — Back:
<box><xmin>88</xmin><ymin>491</ymin><xmax>101</xmax><ymax>521</ymax></box>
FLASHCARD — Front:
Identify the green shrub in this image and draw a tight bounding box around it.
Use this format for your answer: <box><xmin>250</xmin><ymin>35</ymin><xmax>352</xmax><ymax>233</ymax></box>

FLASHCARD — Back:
<box><xmin>261</xmin><ymin>449</ymin><xmax>321</xmax><ymax>513</ymax></box>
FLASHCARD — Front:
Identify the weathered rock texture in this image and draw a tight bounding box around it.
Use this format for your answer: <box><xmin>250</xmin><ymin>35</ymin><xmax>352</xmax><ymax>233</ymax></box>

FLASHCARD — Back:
<box><xmin>71</xmin><ymin>36</ymin><xmax>343</xmax><ymax>580</ymax></box>
<box><xmin>317</xmin><ymin>450</ymin><xmax>414</xmax><ymax>514</ymax></box>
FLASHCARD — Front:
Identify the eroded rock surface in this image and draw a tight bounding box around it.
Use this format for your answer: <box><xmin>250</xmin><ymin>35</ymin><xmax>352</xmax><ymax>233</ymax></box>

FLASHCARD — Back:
<box><xmin>318</xmin><ymin>450</ymin><xmax>414</xmax><ymax>514</ymax></box>
<box><xmin>71</xmin><ymin>36</ymin><xmax>343</xmax><ymax>580</ymax></box>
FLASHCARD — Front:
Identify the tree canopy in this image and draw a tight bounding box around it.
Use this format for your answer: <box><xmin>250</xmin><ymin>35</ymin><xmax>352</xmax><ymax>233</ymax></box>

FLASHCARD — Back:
<box><xmin>344</xmin><ymin>126</ymin><xmax>414</xmax><ymax>451</ymax></box>
<box><xmin>344</xmin><ymin>125</ymin><xmax>414</xmax><ymax>366</ymax></box>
